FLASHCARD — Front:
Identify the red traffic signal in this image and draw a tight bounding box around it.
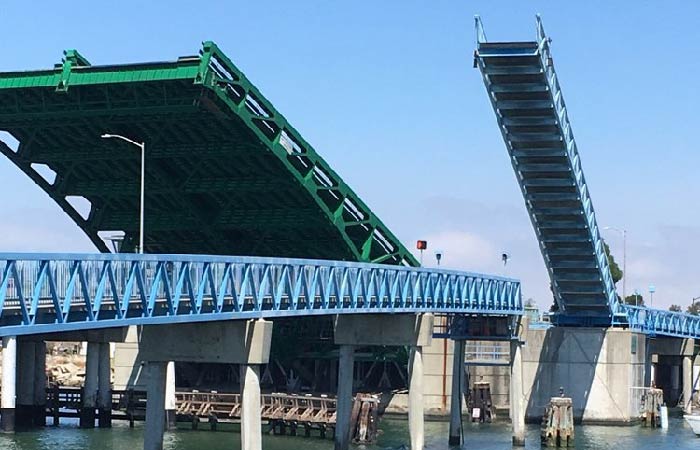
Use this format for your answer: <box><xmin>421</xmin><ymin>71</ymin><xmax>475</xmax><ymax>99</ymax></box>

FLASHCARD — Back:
<box><xmin>416</xmin><ymin>240</ymin><xmax>428</xmax><ymax>250</ymax></box>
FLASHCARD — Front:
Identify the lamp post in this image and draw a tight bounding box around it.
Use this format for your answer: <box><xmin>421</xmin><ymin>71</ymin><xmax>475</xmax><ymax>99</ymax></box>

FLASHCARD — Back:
<box><xmin>604</xmin><ymin>226</ymin><xmax>627</xmax><ymax>302</ymax></box>
<box><xmin>648</xmin><ymin>284</ymin><xmax>656</xmax><ymax>308</ymax></box>
<box><xmin>101</xmin><ymin>134</ymin><xmax>145</xmax><ymax>254</ymax></box>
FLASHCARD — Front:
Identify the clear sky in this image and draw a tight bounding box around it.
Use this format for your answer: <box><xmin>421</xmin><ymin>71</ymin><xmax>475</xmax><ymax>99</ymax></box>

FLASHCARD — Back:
<box><xmin>1</xmin><ymin>1</ymin><xmax>699</xmax><ymax>311</ymax></box>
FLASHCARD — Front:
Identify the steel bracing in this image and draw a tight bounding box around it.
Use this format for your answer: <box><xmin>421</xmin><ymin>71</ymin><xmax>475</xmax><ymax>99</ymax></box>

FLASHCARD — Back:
<box><xmin>0</xmin><ymin>253</ymin><xmax>522</xmax><ymax>336</ymax></box>
<box><xmin>0</xmin><ymin>42</ymin><xmax>417</xmax><ymax>266</ymax></box>
<box><xmin>474</xmin><ymin>16</ymin><xmax>700</xmax><ymax>339</ymax></box>
<box><xmin>474</xmin><ymin>16</ymin><xmax>622</xmax><ymax>326</ymax></box>
<box><xmin>625</xmin><ymin>306</ymin><xmax>700</xmax><ymax>340</ymax></box>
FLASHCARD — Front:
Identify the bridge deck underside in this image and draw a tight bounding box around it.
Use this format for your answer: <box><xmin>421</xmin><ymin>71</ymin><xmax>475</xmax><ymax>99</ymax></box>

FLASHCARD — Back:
<box><xmin>476</xmin><ymin>26</ymin><xmax>618</xmax><ymax>326</ymax></box>
<box><xmin>0</xmin><ymin>43</ymin><xmax>416</xmax><ymax>267</ymax></box>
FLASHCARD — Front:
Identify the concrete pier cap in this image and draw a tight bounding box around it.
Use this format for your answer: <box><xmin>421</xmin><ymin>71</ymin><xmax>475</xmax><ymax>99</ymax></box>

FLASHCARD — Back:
<box><xmin>138</xmin><ymin>319</ymin><xmax>273</xmax><ymax>364</ymax></box>
<box><xmin>139</xmin><ymin>319</ymin><xmax>273</xmax><ymax>450</ymax></box>
<box><xmin>334</xmin><ymin>313</ymin><xmax>433</xmax><ymax>347</ymax></box>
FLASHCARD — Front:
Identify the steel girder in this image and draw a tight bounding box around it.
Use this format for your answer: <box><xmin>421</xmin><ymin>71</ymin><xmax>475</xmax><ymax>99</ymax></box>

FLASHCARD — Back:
<box><xmin>0</xmin><ymin>253</ymin><xmax>522</xmax><ymax>336</ymax></box>
<box><xmin>474</xmin><ymin>16</ymin><xmax>621</xmax><ymax>326</ymax></box>
<box><xmin>0</xmin><ymin>43</ymin><xmax>417</xmax><ymax>266</ymax></box>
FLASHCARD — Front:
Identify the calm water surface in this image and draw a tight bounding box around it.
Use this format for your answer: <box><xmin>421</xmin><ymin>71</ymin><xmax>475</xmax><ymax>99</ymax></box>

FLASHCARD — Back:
<box><xmin>0</xmin><ymin>416</ymin><xmax>698</xmax><ymax>449</ymax></box>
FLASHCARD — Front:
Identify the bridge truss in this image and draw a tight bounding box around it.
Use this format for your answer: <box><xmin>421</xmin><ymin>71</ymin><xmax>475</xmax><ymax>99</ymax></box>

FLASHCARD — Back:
<box><xmin>0</xmin><ymin>253</ymin><xmax>522</xmax><ymax>336</ymax></box>
<box><xmin>475</xmin><ymin>15</ymin><xmax>700</xmax><ymax>338</ymax></box>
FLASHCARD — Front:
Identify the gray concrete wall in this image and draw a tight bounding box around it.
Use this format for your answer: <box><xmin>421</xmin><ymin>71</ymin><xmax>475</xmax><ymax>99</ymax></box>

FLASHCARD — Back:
<box><xmin>468</xmin><ymin>364</ymin><xmax>510</xmax><ymax>411</ymax></box>
<box><xmin>470</xmin><ymin>327</ymin><xmax>648</xmax><ymax>424</ymax></box>
<box><xmin>523</xmin><ymin>327</ymin><xmax>646</xmax><ymax>423</ymax></box>
<box><xmin>113</xmin><ymin>326</ymin><xmax>147</xmax><ymax>390</ymax></box>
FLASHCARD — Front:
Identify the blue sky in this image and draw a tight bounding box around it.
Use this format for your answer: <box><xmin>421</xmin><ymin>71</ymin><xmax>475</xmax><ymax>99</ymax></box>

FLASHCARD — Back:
<box><xmin>1</xmin><ymin>1</ymin><xmax>699</xmax><ymax>310</ymax></box>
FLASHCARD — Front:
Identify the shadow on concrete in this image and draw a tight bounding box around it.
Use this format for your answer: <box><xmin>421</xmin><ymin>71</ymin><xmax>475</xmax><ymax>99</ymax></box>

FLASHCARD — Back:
<box><xmin>524</xmin><ymin>327</ymin><xmax>605</xmax><ymax>423</ymax></box>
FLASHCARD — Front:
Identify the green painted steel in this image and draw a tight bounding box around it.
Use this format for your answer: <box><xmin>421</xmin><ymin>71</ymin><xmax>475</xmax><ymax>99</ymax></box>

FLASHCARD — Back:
<box><xmin>0</xmin><ymin>42</ymin><xmax>418</xmax><ymax>266</ymax></box>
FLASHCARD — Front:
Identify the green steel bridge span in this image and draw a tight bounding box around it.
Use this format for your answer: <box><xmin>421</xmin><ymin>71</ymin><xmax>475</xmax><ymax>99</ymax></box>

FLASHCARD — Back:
<box><xmin>0</xmin><ymin>42</ymin><xmax>416</xmax><ymax>266</ymax></box>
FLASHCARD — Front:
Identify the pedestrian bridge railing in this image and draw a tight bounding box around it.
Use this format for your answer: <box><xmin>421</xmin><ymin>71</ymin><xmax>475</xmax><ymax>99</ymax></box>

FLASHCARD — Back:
<box><xmin>623</xmin><ymin>305</ymin><xmax>700</xmax><ymax>339</ymax></box>
<box><xmin>0</xmin><ymin>253</ymin><xmax>522</xmax><ymax>336</ymax></box>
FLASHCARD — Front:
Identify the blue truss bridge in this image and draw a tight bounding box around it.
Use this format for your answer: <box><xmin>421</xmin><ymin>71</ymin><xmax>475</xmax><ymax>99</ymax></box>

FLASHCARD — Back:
<box><xmin>474</xmin><ymin>16</ymin><xmax>621</xmax><ymax>327</ymax></box>
<box><xmin>0</xmin><ymin>253</ymin><xmax>521</xmax><ymax>337</ymax></box>
<box><xmin>473</xmin><ymin>16</ymin><xmax>700</xmax><ymax>337</ymax></box>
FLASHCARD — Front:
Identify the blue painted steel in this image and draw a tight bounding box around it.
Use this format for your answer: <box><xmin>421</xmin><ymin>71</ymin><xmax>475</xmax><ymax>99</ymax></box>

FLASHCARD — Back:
<box><xmin>624</xmin><ymin>305</ymin><xmax>700</xmax><ymax>340</ymax></box>
<box><xmin>0</xmin><ymin>253</ymin><xmax>522</xmax><ymax>336</ymax></box>
<box><xmin>474</xmin><ymin>15</ymin><xmax>622</xmax><ymax>326</ymax></box>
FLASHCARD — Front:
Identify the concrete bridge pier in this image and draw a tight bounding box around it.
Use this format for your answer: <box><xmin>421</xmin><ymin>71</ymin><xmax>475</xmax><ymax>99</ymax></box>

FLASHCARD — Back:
<box><xmin>683</xmin><ymin>356</ymin><xmax>693</xmax><ymax>414</ymax></box>
<box><xmin>138</xmin><ymin>319</ymin><xmax>273</xmax><ymax>450</ymax></box>
<box><xmin>80</xmin><ymin>342</ymin><xmax>100</xmax><ymax>428</ymax></box>
<box><xmin>408</xmin><ymin>345</ymin><xmax>425</xmax><ymax>449</ymax></box>
<box><xmin>448</xmin><ymin>340</ymin><xmax>465</xmax><ymax>446</ymax></box>
<box><xmin>335</xmin><ymin>344</ymin><xmax>355</xmax><ymax>450</ymax></box>
<box><xmin>145</xmin><ymin>361</ymin><xmax>167</xmax><ymax>450</ymax></box>
<box><xmin>165</xmin><ymin>361</ymin><xmax>176</xmax><ymax>430</ymax></box>
<box><xmin>240</xmin><ymin>363</ymin><xmax>263</xmax><ymax>450</ymax></box>
<box><xmin>510</xmin><ymin>340</ymin><xmax>525</xmax><ymax>446</ymax></box>
<box><xmin>1</xmin><ymin>336</ymin><xmax>17</xmax><ymax>432</ymax></box>
<box><xmin>98</xmin><ymin>342</ymin><xmax>112</xmax><ymax>427</ymax></box>
<box><xmin>16</xmin><ymin>340</ymin><xmax>35</xmax><ymax>428</ymax></box>
<box><xmin>649</xmin><ymin>337</ymin><xmax>694</xmax><ymax>409</ymax></box>
<box><xmin>334</xmin><ymin>313</ymin><xmax>433</xmax><ymax>450</ymax></box>
<box><xmin>33</xmin><ymin>341</ymin><xmax>47</xmax><ymax>427</ymax></box>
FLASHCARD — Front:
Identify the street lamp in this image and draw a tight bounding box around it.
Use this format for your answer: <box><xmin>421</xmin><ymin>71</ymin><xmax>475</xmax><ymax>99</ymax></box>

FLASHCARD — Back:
<box><xmin>604</xmin><ymin>227</ymin><xmax>627</xmax><ymax>302</ymax></box>
<box><xmin>648</xmin><ymin>284</ymin><xmax>656</xmax><ymax>308</ymax></box>
<box><xmin>101</xmin><ymin>134</ymin><xmax>146</xmax><ymax>254</ymax></box>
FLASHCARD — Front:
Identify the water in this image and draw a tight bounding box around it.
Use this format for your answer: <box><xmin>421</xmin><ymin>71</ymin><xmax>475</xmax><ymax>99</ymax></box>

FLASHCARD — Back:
<box><xmin>0</xmin><ymin>417</ymin><xmax>698</xmax><ymax>449</ymax></box>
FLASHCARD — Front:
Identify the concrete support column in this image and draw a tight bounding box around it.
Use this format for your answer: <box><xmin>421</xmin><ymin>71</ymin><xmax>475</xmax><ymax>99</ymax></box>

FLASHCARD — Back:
<box><xmin>97</xmin><ymin>342</ymin><xmax>112</xmax><ymax>428</ymax></box>
<box><xmin>165</xmin><ymin>361</ymin><xmax>176</xmax><ymax>430</ymax></box>
<box><xmin>240</xmin><ymin>364</ymin><xmax>262</xmax><ymax>450</ymax></box>
<box><xmin>144</xmin><ymin>362</ymin><xmax>167</xmax><ymax>450</ymax></box>
<box><xmin>1</xmin><ymin>336</ymin><xmax>17</xmax><ymax>432</ymax></box>
<box><xmin>33</xmin><ymin>341</ymin><xmax>47</xmax><ymax>427</ymax></box>
<box><xmin>409</xmin><ymin>346</ymin><xmax>424</xmax><ymax>450</ymax></box>
<box><xmin>80</xmin><ymin>342</ymin><xmax>99</xmax><ymax>428</ymax></box>
<box><xmin>335</xmin><ymin>344</ymin><xmax>355</xmax><ymax>450</ymax></box>
<box><xmin>684</xmin><ymin>356</ymin><xmax>693</xmax><ymax>414</ymax></box>
<box><xmin>510</xmin><ymin>340</ymin><xmax>525</xmax><ymax>447</ymax></box>
<box><xmin>16</xmin><ymin>341</ymin><xmax>35</xmax><ymax>428</ymax></box>
<box><xmin>643</xmin><ymin>339</ymin><xmax>652</xmax><ymax>387</ymax></box>
<box><xmin>449</xmin><ymin>340</ymin><xmax>465</xmax><ymax>446</ymax></box>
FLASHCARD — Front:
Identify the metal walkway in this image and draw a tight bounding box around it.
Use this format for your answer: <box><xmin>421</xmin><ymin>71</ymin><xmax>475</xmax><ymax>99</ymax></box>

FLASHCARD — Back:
<box><xmin>0</xmin><ymin>253</ymin><xmax>522</xmax><ymax>336</ymax></box>
<box><xmin>474</xmin><ymin>16</ymin><xmax>700</xmax><ymax>339</ymax></box>
<box><xmin>474</xmin><ymin>16</ymin><xmax>621</xmax><ymax>326</ymax></box>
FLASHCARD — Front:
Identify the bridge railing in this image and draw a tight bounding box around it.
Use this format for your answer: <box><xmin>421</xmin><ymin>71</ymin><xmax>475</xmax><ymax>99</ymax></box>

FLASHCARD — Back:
<box><xmin>0</xmin><ymin>253</ymin><xmax>522</xmax><ymax>335</ymax></box>
<box><xmin>623</xmin><ymin>305</ymin><xmax>700</xmax><ymax>339</ymax></box>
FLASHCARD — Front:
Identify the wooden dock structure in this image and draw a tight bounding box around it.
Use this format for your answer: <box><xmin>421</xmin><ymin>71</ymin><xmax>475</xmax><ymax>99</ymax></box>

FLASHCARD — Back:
<box><xmin>44</xmin><ymin>387</ymin><xmax>379</xmax><ymax>441</ymax></box>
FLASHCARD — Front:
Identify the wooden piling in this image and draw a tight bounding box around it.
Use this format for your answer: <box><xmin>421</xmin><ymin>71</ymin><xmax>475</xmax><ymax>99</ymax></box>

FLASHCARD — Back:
<box><xmin>470</xmin><ymin>381</ymin><xmax>494</xmax><ymax>423</ymax></box>
<box><xmin>541</xmin><ymin>396</ymin><xmax>574</xmax><ymax>447</ymax></box>
<box><xmin>350</xmin><ymin>393</ymin><xmax>379</xmax><ymax>444</ymax></box>
<box><xmin>640</xmin><ymin>388</ymin><xmax>663</xmax><ymax>427</ymax></box>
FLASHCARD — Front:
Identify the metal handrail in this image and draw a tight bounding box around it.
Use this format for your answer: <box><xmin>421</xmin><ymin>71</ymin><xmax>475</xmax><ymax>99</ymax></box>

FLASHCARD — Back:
<box><xmin>0</xmin><ymin>253</ymin><xmax>522</xmax><ymax>336</ymax></box>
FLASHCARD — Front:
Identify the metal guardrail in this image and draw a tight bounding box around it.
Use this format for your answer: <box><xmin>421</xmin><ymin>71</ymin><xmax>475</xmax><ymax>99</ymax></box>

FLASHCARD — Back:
<box><xmin>474</xmin><ymin>15</ymin><xmax>621</xmax><ymax>326</ymax></box>
<box><xmin>0</xmin><ymin>253</ymin><xmax>522</xmax><ymax>336</ymax></box>
<box><xmin>624</xmin><ymin>305</ymin><xmax>700</xmax><ymax>339</ymax></box>
<box><xmin>464</xmin><ymin>342</ymin><xmax>510</xmax><ymax>366</ymax></box>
